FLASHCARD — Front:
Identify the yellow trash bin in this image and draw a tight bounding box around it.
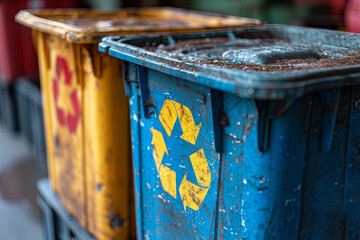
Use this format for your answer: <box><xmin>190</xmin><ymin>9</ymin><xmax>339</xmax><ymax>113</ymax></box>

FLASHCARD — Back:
<box><xmin>15</xmin><ymin>8</ymin><xmax>264</xmax><ymax>240</ymax></box>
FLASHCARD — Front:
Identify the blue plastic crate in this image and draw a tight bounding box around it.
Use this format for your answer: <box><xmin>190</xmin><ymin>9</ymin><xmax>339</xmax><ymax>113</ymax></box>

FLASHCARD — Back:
<box><xmin>0</xmin><ymin>80</ymin><xmax>18</xmax><ymax>132</ymax></box>
<box><xmin>100</xmin><ymin>25</ymin><xmax>360</xmax><ymax>240</ymax></box>
<box><xmin>15</xmin><ymin>79</ymin><xmax>47</xmax><ymax>172</ymax></box>
<box><xmin>37</xmin><ymin>178</ymin><xmax>96</xmax><ymax>240</ymax></box>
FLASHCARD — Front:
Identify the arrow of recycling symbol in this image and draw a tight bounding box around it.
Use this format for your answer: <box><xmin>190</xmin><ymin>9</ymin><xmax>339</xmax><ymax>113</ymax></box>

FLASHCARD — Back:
<box><xmin>150</xmin><ymin>99</ymin><xmax>211</xmax><ymax>213</ymax></box>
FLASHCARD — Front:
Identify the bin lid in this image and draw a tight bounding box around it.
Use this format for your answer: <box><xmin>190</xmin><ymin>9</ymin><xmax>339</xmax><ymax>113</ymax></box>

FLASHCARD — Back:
<box><xmin>15</xmin><ymin>8</ymin><xmax>264</xmax><ymax>44</ymax></box>
<box><xmin>99</xmin><ymin>25</ymin><xmax>360</xmax><ymax>100</ymax></box>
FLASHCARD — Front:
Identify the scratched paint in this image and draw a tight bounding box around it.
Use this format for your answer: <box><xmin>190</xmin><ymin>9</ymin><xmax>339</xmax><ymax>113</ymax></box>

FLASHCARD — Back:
<box><xmin>151</xmin><ymin>100</ymin><xmax>211</xmax><ymax>211</ymax></box>
<box><xmin>179</xmin><ymin>147</ymin><xmax>211</xmax><ymax>213</ymax></box>
<box><xmin>189</xmin><ymin>148</ymin><xmax>211</xmax><ymax>187</ymax></box>
<box><xmin>33</xmin><ymin>32</ymin><xmax>134</xmax><ymax>240</ymax></box>
<box><xmin>159</xmin><ymin>99</ymin><xmax>202</xmax><ymax>145</ymax></box>
<box><xmin>45</xmin><ymin>36</ymin><xmax>86</xmax><ymax>229</ymax></box>
<box><xmin>179</xmin><ymin>172</ymin><xmax>210</xmax><ymax>213</ymax></box>
<box><xmin>133</xmin><ymin>69</ymin><xmax>219</xmax><ymax>239</ymax></box>
<box><xmin>52</xmin><ymin>56</ymin><xmax>80</xmax><ymax>134</ymax></box>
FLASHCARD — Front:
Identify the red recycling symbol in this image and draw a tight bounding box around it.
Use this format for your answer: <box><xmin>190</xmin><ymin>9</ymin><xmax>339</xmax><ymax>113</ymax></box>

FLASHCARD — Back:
<box><xmin>52</xmin><ymin>56</ymin><xmax>81</xmax><ymax>134</ymax></box>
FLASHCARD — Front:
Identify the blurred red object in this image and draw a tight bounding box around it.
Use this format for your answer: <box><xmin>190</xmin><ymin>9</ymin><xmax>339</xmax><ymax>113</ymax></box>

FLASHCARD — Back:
<box><xmin>292</xmin><ymin>0</ymin><xmax>329</xmax><ymax>5</ymax></box>
<box><xmin>345</xmin><ymin>0</ymin><xmax>360</xmax><ymax>33</ymax></box>
<box><xmin>293</xmin><ymin>0</ymin><xmax>347</xmax><ymax>16</ymax></box>
<box><xmin>329</xmin><ymin>0</ymin><xmax>347</xmax><ymax>16</ymax></box>
<box><xmin>0</xmin><ymin>0</ymin><xmax>78</xmax><ymax>85</ymax></box>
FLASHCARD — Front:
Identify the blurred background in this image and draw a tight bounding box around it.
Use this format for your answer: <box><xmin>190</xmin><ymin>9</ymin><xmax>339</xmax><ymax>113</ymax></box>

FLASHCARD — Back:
<box><xmin>0</xmin><ymin>0</ymin><xmax>357</xmax><ymax>239</ymax></box>
<box><xmin>98</xmin><ymin>0</ymin><xmax>349</xmax><ymax>29</ymax></box>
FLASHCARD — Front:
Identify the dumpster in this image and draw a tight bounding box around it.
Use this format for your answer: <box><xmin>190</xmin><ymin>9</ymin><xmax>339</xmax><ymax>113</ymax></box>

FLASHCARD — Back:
<box><xmin>37</xmin><ymin>178</ymin><xmax>96</xmax><ymax>240</ymax></box>
<box><xmin>0</xmin><ymin>0</ymin><xmax>78</xmax><ymax>84</ymax></box>
<box><xmin>99</xmin><ymin>26</ymin><xmax>360</xmax><ymax>239</ymax></box>
<box><xmin>15</xmin><ymin>8</ymin><xmax>264</xmax><ymax>240</ymax></box>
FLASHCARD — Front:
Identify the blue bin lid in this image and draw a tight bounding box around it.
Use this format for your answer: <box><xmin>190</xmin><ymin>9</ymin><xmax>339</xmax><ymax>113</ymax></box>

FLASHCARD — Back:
<box><xmin>99</xmin><ymin>25</ymin><xmax>360</xmax><ymax>100</ymax></box>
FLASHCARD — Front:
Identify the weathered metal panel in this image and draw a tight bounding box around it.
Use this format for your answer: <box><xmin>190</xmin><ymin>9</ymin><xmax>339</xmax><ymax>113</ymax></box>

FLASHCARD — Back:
<box><xmin>45</xmin><ymin>34</ymin><xmax>86</xmax><ymax>227</ymax></box>
<box><xmin>216</xmin><ymin>95</ymin><xmax>312</xmax><ymax>239</ymax></box>
<box><xmin>133</xmin><ymin>69</ymin><xmax>219</xmax><ymax>239</ymax></box>
<box><xmin>300</xmin><ymin>89</ymin><xmax>348</xmax><ymax>240</ymax></box>
<box><xmin>344</xmin><ymin>86</ymin><xmax>360</xmax><ymax>240</ymax></box>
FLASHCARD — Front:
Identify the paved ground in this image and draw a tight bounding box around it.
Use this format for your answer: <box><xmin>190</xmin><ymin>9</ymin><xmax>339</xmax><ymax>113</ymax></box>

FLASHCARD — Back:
<box><xmin>0</xmin><ymin>126</ymin><xmax>45</xmax><ymax>240</ymax></box>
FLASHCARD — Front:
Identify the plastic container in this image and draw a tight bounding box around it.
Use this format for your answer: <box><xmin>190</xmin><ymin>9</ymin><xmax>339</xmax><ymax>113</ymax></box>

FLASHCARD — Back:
<box><xmin>15</xmin><ymin>8</ymin><xmax>264</xmax><ymax>240</ymax></box>
<box><xmin>100</xmin><ymin>25</ymin><xmax>360</xmax><ymax>239</ymax></box>
<box><xmin>37</xmin><ymin>178</ymin><xmax>96</xmax><ymax>240</ymax></box>
<box><xmin>15</xmin><ymin>79</ymin><xmax>47</xmax><ymax>171</ymax></box>
<box><xmin>0</xmin><ymin>0</ymin><xmax>78</xmax><ymax>84</ymax></box>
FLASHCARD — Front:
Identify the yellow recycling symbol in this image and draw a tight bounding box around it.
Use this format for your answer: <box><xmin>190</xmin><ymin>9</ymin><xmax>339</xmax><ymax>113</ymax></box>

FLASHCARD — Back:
<box><xmin>150</xmin><ymin>99</ymin><xmax>211</xmax><ymax>213</ymax></box>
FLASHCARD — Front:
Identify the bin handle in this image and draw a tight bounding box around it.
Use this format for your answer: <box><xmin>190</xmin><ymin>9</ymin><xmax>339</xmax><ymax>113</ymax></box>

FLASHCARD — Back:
<box><xmin>84</xmin><ymin>45</ymin><xmax>102</xmax><ymax>79</ymax></box>
<box><xmin>255</xmin><ymin>98</ymin><xmax>297</xmax><ymax>153</ymax></box>
<box><xmin>211</xmin><ymin>89</ymin><xmax>224</xmax><ymax>153</ymax></box>
<box><xmin>40</xmin><ymin>33</ymin><xmax>51</xmax><ymax>70</ymax></box>
<box><xmin>319</xmin><ymin>89</ymin><xmax>340</xmax><ymax>152</ymax></box>
<box><xmin>137</xmin><ymin>65</ymin><xmax>156</xmax><ymax>118</ymax></box>
<box><xmin>255</xmin><ymin>100</ymin><xmax>271</xmax><ymax>153</ymax></box>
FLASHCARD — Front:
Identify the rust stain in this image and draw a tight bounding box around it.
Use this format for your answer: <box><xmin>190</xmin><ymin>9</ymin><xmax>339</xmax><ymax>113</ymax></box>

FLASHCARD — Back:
<box><xmin>219</xmin><ymin>156</ymin><xmax>226</xmax><ymax>208</ymax></box>
<box><xmin>143</xmin><ymin>96</ymin><xmax>156</xmax><ymax>108</ymax></box>
<box><xmin>218</xmin><ymin>112</ymin><xmax>230</xmax><ymax>126</ymax></box>
<box><xmin>175</xmin><ymin>82</ymin><xmax>206</xmax><ymax>104</ymax></box>
<box><xmin>270</xmin><ymin>101</ymin><xmax>288</xmax><ymax>116</ymax></box>
<box><xmin>242</xmin><ymin>113</ymin><xmax>255</xmax><ymax>141</ymax></box>
<box><xmin>202</xmin><ymin>203</ymin><xmax>212</xmax><ymax>218</ymax></box>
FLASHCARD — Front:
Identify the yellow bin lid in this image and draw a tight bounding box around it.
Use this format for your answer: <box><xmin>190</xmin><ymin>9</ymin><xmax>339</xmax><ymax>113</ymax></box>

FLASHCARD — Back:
<box><xmin>15</xmin><ymin>7</ymin><xmax>265</xmax><ymax>43</ymax></box>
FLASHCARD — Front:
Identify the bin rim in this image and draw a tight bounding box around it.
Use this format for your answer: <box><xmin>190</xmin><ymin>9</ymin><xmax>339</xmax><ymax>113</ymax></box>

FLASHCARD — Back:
<box><xmin>15</xmin><ymin>7</ymin><xmax>265</xmax><ymax>44</ymax></box>
<box><xmin>99</xmin><ymin>24</ymin><xmax>360</xmax><ymax>100</ymax></box>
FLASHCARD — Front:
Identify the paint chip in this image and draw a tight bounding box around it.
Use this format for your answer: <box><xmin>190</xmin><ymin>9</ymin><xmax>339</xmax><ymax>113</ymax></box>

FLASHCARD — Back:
<box><xmin>96</xmin><ymin>183</ymin><xmax>103</xmax><ymax>192</ymax></box>
<box><xmin>107</xmin><ymin>214</ymin><xmax>125</xmax><ymax>229</ymax></box>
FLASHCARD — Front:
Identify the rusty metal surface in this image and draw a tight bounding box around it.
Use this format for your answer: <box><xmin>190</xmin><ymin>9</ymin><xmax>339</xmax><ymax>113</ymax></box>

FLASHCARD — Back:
<box><xmin>15</xmin><ymin>8</ymin><xmax>264</xmax><ymax>44</ymax></box>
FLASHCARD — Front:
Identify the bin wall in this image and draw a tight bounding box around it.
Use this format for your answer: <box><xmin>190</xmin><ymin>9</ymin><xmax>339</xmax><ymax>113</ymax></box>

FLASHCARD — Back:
<box><xmin>124</xmin><ymin>62</ymin><xmax>360</xmax><ymax>239</ymax></box>
<box><xmin>217</xmin><ymin>94</ymin><xmax>313</xmax><ymax>239</ymax></box>
<box><xmin>127</xmin><ymin>66</ymin><xmax>220</xmax><ymax>239</ymax></box>
<box><xmin>34</xmin><ymin>31</ymin><xmax>133</xmax><ymax>240</ymax></box>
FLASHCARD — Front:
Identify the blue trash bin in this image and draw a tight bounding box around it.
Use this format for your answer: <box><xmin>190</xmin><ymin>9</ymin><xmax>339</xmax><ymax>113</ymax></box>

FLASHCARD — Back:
<box><xmin>99</xmin><ymin>25</ymin><xmax>360</xmax><ymax>240</ymax></box>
